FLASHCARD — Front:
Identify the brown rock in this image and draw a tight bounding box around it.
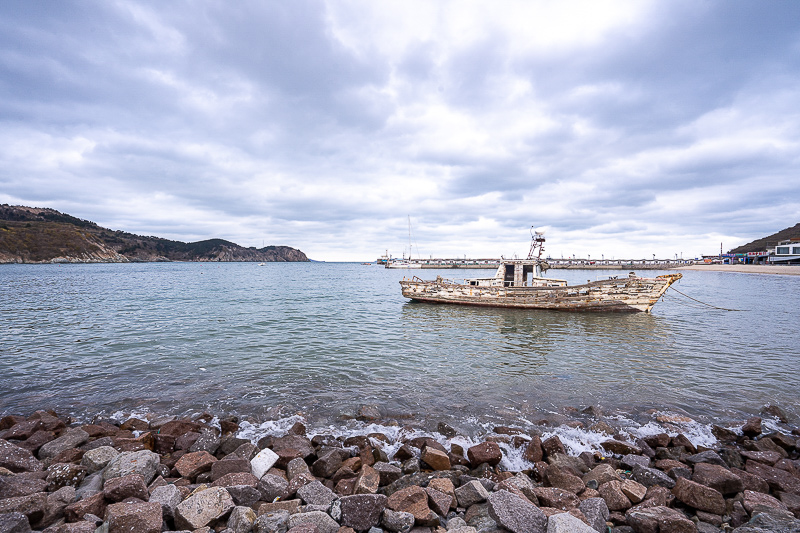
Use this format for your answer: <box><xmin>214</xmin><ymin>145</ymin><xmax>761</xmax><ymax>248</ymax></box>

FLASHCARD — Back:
<box><xmin>742</xmin><ymin>489</ymin><xmax>788</xmax><ymax>514</ymax></box>
<box><xmin>598</xmin><ymin>480</ymin><xmax>632</xmax><ymax>511</ymax></box>
<box><xmin>671</xmin><ymin>477</ymin><xmax>725</xmax><ymax>514</ymax></box>
<box><xmin>386</xmin><ymin>486</ymin><xmax>438</xmax><ymax>526</ymax></box>
<box><xmin>0</xmin><ymin>476</ymin><xmax>47</xmax><ymax>499</ymax></box>
<box><xmin>15</xmin><ymin>430</ymin><xmax>56</xmax><ymax>453</ymax></box>
<box><xmin>532</xmin><ymin>486</ymin><xmax>579</xmax><ymax>510</ymax></box>
<box><xmin>0</xmin><ymin>492</ymin><xmax>48</xmax><ymax>527</ymax></box>
<box><xmin>103</xmin><ymin>473</ymin><xmax>148</xmax><ymax>502</ymax></box>
<box><xmin>466</xmin><ymin>442</ymin><xmax>502</xmax><ymax>467</ymax></box>
<box><xmin>105</xmin><ymin>501</ymin><xmax>162</xmax><ymax>533</ymax></box>
<box><xmin>257</xmin><ymin>499</ymin><xmax>301</xmax><ymax>515</ymax></box>
<box><xmin>524</xmin><ymin>436</ymin><xmax>543</xmax><ymax>463</ymax></box>
<box><xmin>742</xmin><ymin>417</ymin><xmax>762</xmax><ymax>438</ymax></box>
<box><xmin>65</xmin><ymin>492</ymin><xmax>106</xmax><ymax>523</ymax></box>
<box><xmin>46</xmin><ymin>463</ymin><xmax>87</xmax><ymax>491</ymax></box>
<box><xmin>338</xmin><ymin>494</ymin><xmax>387</xmax><ymax>531</ymax></box>
<box><xmin>741</xmin><ymin>450</ymin><xmax>782</xmax><ymax>465</ymax></box>
<box><xmin>424</xmin><ymin>487</ymin><xmax>453</xmax><ymax>516</ymax></box>
<box><xmin>175</xmin><ymin>451</ymin><xmax>217</xmax><ymax>480</ymax></box>
<box><xmin>419</xmin><ymin>447</ymin><xmax>450</xmax><ymax>471</ymax></box>
<box><xmin>546</xmin><ymin>466</ymin><xmax>584</xmax><ymax>494</ymax></box>
<box><xmin>211</xmin><ymin>456</ymin><xmax>250</xmax><ymax>481</ymax></box>
<box><xmin>156</xmin><ymin>420</ymin><xmax>202</xmax><ymax>438</ymax></box>
<box><xmin>174</xmin><ymin>432</ymin><xmax>200</xmax><ymax>451</ymax></box>
<box><xmin>0</xmin><ymin>439</ymin><xmax>44</xmax><ymax>473</ymax></box>
<box><xmin>210</xmin><ymin>472</ymin><xmax>259</xmax><ymax>488</ymax></box>
<box><xmin>745</xmin><ymin>459</ymin><xmax>800</xmax><ymax>494</ymax></box>
<box><xmin>731</xmin><ymin>467</ymin><xmax>771</xmax><ymax>493</ymax></box>
<box><xmin>670</xmin><ymin>434</ymin><xmax>697</xmax><ymax>454</ymax></box>
<box><xmin>354</xmin><ymin>465</ymin><xmax>380</xmax><ymax>495</ymax></box>
<box><xmin>601</xmin><ymin>439</ymin><xmax>641</xmax><ymax>456</ymax></box>
<box><xmin>620</xmin><ymin>479</ymin><xmax>647</xmax><ymax>504</ymax></box>
<box><xmin>427</xmin><ymin>478</ymin><xmax>456</xmax><ymax>509</ymax></box>
<box><xmin>582</xmin><ymin>463</ymin><xmax>621</xmax><ymax>486</ymax></box>
<box><xmin>642</xmin><ymin>433</ymin><xmax>670</xmax><ymax>449</ymax></box>
<box><xmin>625</xmin><ymin>505</ymin><xmax>696</xmax><ymax>533</ymax></box>
<box><xmin>541</xmin><ymin>436</ymin><xmax>566</xmax><ymax>457</ymax></box>
<box><xmin>692</xmin><ymin>463</ymin><xmax>743</xmax><ymax>495</ymax></box>
<box><xmin>272</xmin><ymin>435</ymin><xmax>316</xmax><ymax>462</ymax></box>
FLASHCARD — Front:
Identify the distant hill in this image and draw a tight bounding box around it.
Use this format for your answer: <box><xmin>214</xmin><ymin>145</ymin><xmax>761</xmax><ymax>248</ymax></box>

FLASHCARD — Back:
<box><xmin>729</xmin><ymin>223</ymin><xmax>800</xmax><ymax>254</ymax></box>
<box><xmin>0</xmin><ymin>205</ymin><xmax>309</xmax><ymax>264</ymax></box>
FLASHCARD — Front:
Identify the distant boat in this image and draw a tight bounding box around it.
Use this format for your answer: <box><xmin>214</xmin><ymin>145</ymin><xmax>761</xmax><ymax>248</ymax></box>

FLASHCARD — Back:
<box><xmin>258</xmin><ymin>263</ymin><xmax>265</xmax><ymax>266</ymax></box>
<box><xmin>399</xmin><ymin>228</ymin><xmax>681</xmax><ymax>313</ymax></box>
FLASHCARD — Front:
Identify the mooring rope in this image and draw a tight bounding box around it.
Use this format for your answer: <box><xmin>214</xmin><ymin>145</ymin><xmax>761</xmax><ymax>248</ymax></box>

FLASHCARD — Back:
<box><xmin>668</xmin><ymin>286</ymin><xmax>743</xmax><ymax>312</ymax></box>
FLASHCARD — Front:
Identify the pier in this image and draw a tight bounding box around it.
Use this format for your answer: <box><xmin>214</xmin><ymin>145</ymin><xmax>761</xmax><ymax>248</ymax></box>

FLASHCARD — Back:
<box><xmin>383</xmin><ymin>257</ymin><xmax>696</xmax><ymax>269</ymax></box>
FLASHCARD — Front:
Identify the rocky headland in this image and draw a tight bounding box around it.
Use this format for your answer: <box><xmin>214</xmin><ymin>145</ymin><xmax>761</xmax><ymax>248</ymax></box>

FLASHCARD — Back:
<box><xmin>0</xmin><ymin>205</ymin><xmax>308</xmax><ymax>264</ymax></box>
<box><xmin>2</xmin><ymin>408</ymin><xmax>800</xmax><ymax>533</ymax></box>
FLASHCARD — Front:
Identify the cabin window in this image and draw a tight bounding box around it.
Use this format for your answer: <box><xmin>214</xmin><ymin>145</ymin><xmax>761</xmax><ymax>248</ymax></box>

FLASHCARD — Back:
<box><xmin>504</xmin><ymin>265</ymin><xmax>515</xmax><ymax>283</ymax></box>
<box><xmin>794</xmin><ymin>247</ymin><xmax>800</xmax><ymax>254</ymax></box>
<box><xmin>777</xmin><ymin>247</ymin><xmax>790</xmax><ymax>255</ymax></box>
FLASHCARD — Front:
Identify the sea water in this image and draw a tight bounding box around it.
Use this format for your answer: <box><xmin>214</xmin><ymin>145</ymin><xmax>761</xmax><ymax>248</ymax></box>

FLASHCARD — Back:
<box><xmin>1</xmin><ymin>262</ymin><xmax>798</xmax><ymax>457</ymax></box>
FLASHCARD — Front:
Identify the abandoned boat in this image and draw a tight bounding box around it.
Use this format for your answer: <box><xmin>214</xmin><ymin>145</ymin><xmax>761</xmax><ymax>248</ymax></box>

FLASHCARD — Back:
<box><xmin>399</xmin><ymin>230</ymin><xmax>682</xmax><ymax>313</ymax></box>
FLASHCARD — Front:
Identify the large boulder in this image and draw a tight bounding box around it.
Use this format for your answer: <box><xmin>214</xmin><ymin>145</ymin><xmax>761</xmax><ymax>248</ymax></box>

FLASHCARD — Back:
<box><xmin>625</xmin><ymin>505</ymin><xmax>696</xmax><ymax>533</ymax></box>
<box><xmin>105</xmin><ymin>501</ymin><xmax>162</xmax><ymax>533</ymax></box>
<box><xmin>174</xmin><ymin>486</ymin><xmax>235</xmax><ymax>530</ymax></box>
<box><xmin>337</xmin><ymin>494</ymin><xmax>387</xmax><ymax>531</ymax></box>
<box><xmin>487</xmin><ymin>490</ymin><xmax>547</xmax><ymax>533</ymax></box>
<box><xmin>467</xmin><ymin>442</ymin><xmax>502</xmax><ymax>467</ymax></box>
<box><xmin>287</xmin><ymin>511</ymin><xmax>339</xmax><ymax>533</ymax></box>
<box><xmin>0</xmin><ymin>440</ymin><xmax>43</xmax><ymax>473</ymax></box>
<box><xmin>103</xmin><ymin>450</ymin><xmax>160</xmax><ymax>484</ymax></box>
<box><xmin>672</xmin><ymin>477</ymin><xmax>726</xmax><ymax>515</ymax></box>
<box><xmin>38</xmin><ymin>429</ymin><xmax>89</xmax><ymax>460</ymax></box>
<box><xmin>386</xmin><ymin>485</ymin><xmax>438</xmax><ymax>526</ymax></box>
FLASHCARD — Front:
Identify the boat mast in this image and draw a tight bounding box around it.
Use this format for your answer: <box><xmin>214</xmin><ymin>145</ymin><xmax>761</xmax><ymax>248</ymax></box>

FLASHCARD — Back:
<box><xmin>527</xmin><ymin>226</ymin><xmax>546</xmax><ymax>260</ymax></box>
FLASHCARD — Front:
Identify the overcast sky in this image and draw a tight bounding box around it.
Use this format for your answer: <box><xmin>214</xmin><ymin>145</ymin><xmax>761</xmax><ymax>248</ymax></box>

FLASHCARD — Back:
<box><xmin>2</xmin><ymin>1</ymin><xmax>799</xmax><ymax>261</ymax></box>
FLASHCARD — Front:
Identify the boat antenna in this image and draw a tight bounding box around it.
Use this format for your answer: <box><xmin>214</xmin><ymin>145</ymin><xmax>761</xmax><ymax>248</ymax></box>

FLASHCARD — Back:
<box><xmin>527</xmin><ymin>226</ymin><xmax>546</xmax><ymax>260</ymax></box>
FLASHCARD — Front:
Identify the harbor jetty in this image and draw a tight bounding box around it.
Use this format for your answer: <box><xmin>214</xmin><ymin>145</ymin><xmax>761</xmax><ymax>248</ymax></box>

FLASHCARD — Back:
<box><xmin>1</xmin><ymin>407</ymin><xmax>799</xmax><ymax>533</ymax></box>
<box><xmin>383</xmin><ymin>257</ymin><xmax>695</xmax><ymax>269</ymax></box>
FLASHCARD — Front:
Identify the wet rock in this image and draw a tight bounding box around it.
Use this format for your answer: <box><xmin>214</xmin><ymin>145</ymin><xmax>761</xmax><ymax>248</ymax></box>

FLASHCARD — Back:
<box><xmin>228</xmin><ymin>505</ymin><xmax>257</xmax><ymax>533</ymax></box>
<box><xmin>288</xmin><ymin>511</ymin><xmax>339</xmax><ymax>533</ymax></box>
<box><xmin>455</xmin><ymin>480</ymin><xmax>490</xmax><ymax>508</ymax></box>
<box><xmin>741</xmin><ymin>450</ymin><xmax>782</xmax><ymax>466</ymax></box>
<box><xmin>625</xmin><ymin>505</ymin><xmax>695</xmax><ymax>533</ymax></box>
<box><xmin>0</xmin><ymin>512</ymin><xmax>30</xmax><ymax>533</ymax></box>
<box><xmin>761</xmin><ymin>405</ymin><xmax>790</xmax><ymax>423</ymax></box>
<box><xmin>548</xmin><ymin>454</ymin><xmax>590</xmax><ymax>475</ymax></box>
<box><xmin>601</xmin><ymin>440</ymin><xmax>641</xmax><ymax>457</ymax></box>
<box><xmin>38</xmin><ymin>429</ymin><xmax>90</xmax><ymax>461</ymax></box>
<box><xmin>486</xmin><ymin>490</ymin><xmax>547</xmax><ymax>533</ymax></box>
<box><xmin>692</xmin><ymin>463</ymin><xmax>744</xmax><ymax>495</ymax></box>
<box><xmin>547</xmin><ymin>512</ymin><xmax>596</xmax><ymax>533</ymax></box>
<box><xmin>599</xmin><ymin>481</ymin><xmax>632</xmax><ymax>512</ymax></box>
<box><xmin>354</xmin><ymin>465</ymin><xmax>380</xmax><ymax>495</ymax></box>
<box><xmin>259</xmin><ymin>473</ymin><xmax>289</xmax><ymax>502</ymax></box>
<box><xmin>174</xmin><ymin>486</ymin><xmax>235</xmax><ymax>530</ymax></box>
<box><xmin>546</xmin><ymin>466</ymin><xmax>584</xmax><ymax>495</ymax></box>
<box><xmin>105</xmin><ymin>501</ymin><xmax>162</xmax><ymax>533</ymax></box>
<box><xmin>420</xmin><ymin>447</ymin><xmax>450</xmax><ymax>471</ymax></box>
<box><xmin>175</xmin><ymin>450</ymin><xmax>217</xmax><ymax>480</ymax></box>
<box><xmin>621</xmin><ymin>455</ymin><xmax>650</xmax><ymax>471</ymax></box>
<box><xmin>671</xmin><ymin>477</ymin><xmax>725</xmax><ymax>515</ymax></box>
<box><xmin>524</xmin><ymin>436</ymin><xmax>544</xmax><ymax>463</ymax></box>
<box><xmin>102</xmin><ymin>473</ymin><xmax>148</xmax><ymax>502</ymax></box>
<box><xmin>631</xmin><ymin>464</ymin><xmax>675</xmax><ymax>489</ymax></box>
<box><xmin>46</xmin><ymin>463</ymin><xmax>86</xmax><ymax>491</ymax></box>
<box><xmin>338</xmin><ymin>494</ymin><xmax>387</xmax><ymax>531</ymax></box>
<box><xmin>386</xmin><ymin>486</ymin><xmax>438</xmax><ymax>526</ymax></box>
<box><xmin>312</xmin><ymin>449</ymin><xmax>345</xmax><ymax>479</ymax></box>
<box><xmin>0</xmin><ymin>476</ymin><xmax>47</xmax><ymax>499</ymax></box>
<box><xmin>103</xmin><ymin>450</ymin><xmax>160</xmax><ymax>484</ymax></box>
<box><xmin>542</xmin><ymin>437</ymin><xmax>567</xmax><ymax>458</ymax></box>
<box><xmin>272</xmin><ymin>436</ymin><xmax>315</xmax><ymax>463</ymax></box>
<box><xmin>296</xmin><ymin>481</ymin><xmax>337</xmax><ymax>507</ymax></box>
<box><xmin>381</xmin><ymin>509</ymin><xmax>414</xmax><ymax>533</ymax></box>
<box><xmin>466</xmin><ymin>442</ymin><xmax>502</xmax><ymax>467</ymax></box>
<box><xmin>252</xmin><ymin>448</ymin><xmax>280</xmax><ymax>480</ymax></box>
<box><xmin>578</xmin><ymin>498</ymin><xmax>609</xmax><ymax>533</ymax></box>
<box><xmin>742</xmin><ymin>418</ymin><xmax>763</xmax><ymax>438</ymax></box>
<box><xmin>0</xmin><ymin>440</ymin><xmax>43</xmax><ymax>473</ymax></box>
<box><xmin>685</xmin><ymin>451</ymin><xmax>727</xmax><ymax>468</ymax></box>
<box><xmin>583</xmin><ymin>464</ymin><xmax>621</xmax><ymax>487</ymax></box>
<box><xmin>80</xmin><ymin>446</ymin><xmax>119</xmax><ymax>474</ymax></box>
<box><xmin>158</xmin><ymin>419</ymin><xmax>202</xmax><ymax>438</ymax></box>
<box><xmin>745</xmin><ymin>460</ymin><xmax>800</xmax><ymax>494</ymax></box>
<box><xmin>532</xmin><ymin>487</ymin><xmax>579</xmax><ymax>510</ymax></box>
<box><xmin>254</xmin><ymin>510</ymin><xmax>290</xmax><ymax>533</ymax></box>
<box><xmin>149</xmin><ymin>483</ymin><xmax>182</xmax><ymax>520</ymax></box>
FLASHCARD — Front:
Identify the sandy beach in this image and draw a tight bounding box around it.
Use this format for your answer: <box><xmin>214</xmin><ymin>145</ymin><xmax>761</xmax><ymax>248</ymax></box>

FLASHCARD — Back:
<box><xmin>678</xmin><ymin>263</ymin><xmax>800</xmax><ymax>276</ymax></box>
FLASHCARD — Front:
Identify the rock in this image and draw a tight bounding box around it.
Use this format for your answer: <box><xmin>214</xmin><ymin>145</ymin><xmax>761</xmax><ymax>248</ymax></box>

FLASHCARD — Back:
<box><xmin>211</xmin><ymin>472</ymin><xmax>260</xmax><ymax>488</ymax></box>
<box><xmin>525</xmin><ymin>436</ymin><xmax>544</xmax><ymax>463</ymax></box>
<box><xmin>625</xmin><ymin>505</ymin><xmax>696</xmax><ymax>533</ymax></box>
<box><xmin>212</xmin><ymin>457</ymin><xmax>252</xmax><ymax>481</ymax></box>
<box><xmin>228</xmin><ymin>506</ymin><xmax>257</xmax><ymax>533</ymax></box>
<box><xmin>381</xmin><ymin>509</ymin><xmax>414</xmax><ymax>533</ymax></box>
<box><xmin>354</xmin><ymin>465</ymin><xmax>380</xmax><ymax>495</ymax></box>
<box><xmin>731</xmin><ymin>467</ymin><xmax>770</xmax><ymax>493</ymax></box>
<box><xmin>671</xmin><ymin>477</ymin><xmax>725</xmax><ymax>515</ymax></box>
<box><xmin>149</xmin><ymin>483</ymin><xmax>182</xmax><ymax>520</ymax></box>
<box><xmin>455</xmin><ymin>480</ymin><xmax>490</xmax><ymax>508</ymax></box>
<box><xmin>424</xmin><ymin>487</ymin><xmax>452</xmax><ymax>516</ymax></box>
<box><xmin>227</xmin><ymin>485</ymin><xmax>262</xmax><ymax>508</ymax></box>
<box><xmin>272</xmin><ymin>436</ymin><xmax>315</xmax><ymax>462</ymax></box>
<box><xmin>466</xmin><ymin>442</ymin><xmax>502</xmax><ymax>467</ymax></box>
<box><xmin>174</xmin><ymin>486</ymin><xmax>235</xmax><ymax>530</ymax></box>
<box><xmin>105</xmin><ymin>501</ymin><xmax>162</xmax><ymax>533</ymax></box>
<box><xmin>0</xmin><ymin>511</ymin><xmax>31</xmax><ymax>533</ymax></box>
<box><xmin>296</xmin><ymin>481</ymin><xmax>337</xmax><ymax>507</ymax></box>
<box><xmin>421</xmin><ymin>447</ymin><xmax>451</xmax><ymax>471</ymax></box>
<box><xmin>742</xmin><ymin>418</ymin><xmax>763</xmax><ymax>438</ymax></box>
<box><xmin>619</xmin><ymin>480</ymin><xmax>647</xmax><ymax>504</ymax></box>
<box><xmin>312</xmin><ymin>449</ymin><xmax>344</xmax><ymax>479</ymax></box>
<box><xmin>157</xmin><ymin>419</ymin><xmax>202</xmax><ymax>438</ymax></box>
<box><xmin>686</xmin><ymin>451</ymin><xmax>728</xmax><ymax>468</ymax></box>
<box><xmin>548</xmin><ymin>454</ymin><xmax>590</xmax><ymax>475</ymax></box>
<box><xmin>601</xmin><ymin>440</ymin><xmax>641</xmax><ymax>456</ymax></box>
<box><xmin>496</xmin><ymin>474</ymin><xmax>539</xmax><ymax>505</ymax></box>
<box><xmin>175</xmin><ymin>450</ymin><xmax>217</xmax><ymax>479</ymax></box>
<box><xmin>546</xmin><ymin>512</ymin><xmax>596</xmax><ymax>533</ymax></box>
<box><xmin>741</xmin><ymin>450</ymin><xmax>782</xmax><ymax>466</ymax></box>
<box><xmin>81</xmin><ymin>446</ymin><xmax>119</xmax><ymax>474</ymax></box>
<box><xmin>742</xmin><ymin>489</ymin><xmax>788</xmax><ymax>514</ymax></box>
<box><xmin>0</xmin><ymin>493</ymin><xmax>48</xmax><ymax>527</ymax></box>
<box><xmin>745</xmin><ymin>460</ymin><xmax>800</xmax><ymax>494</ymax></box>
<box><xmin>583</xmin><ymin>464</ymin><xmax>621</xmax><ymax>486</ymax></box>
<box><xmin>631</xmin><ymin>464</ymin><xmax>675</xmax><ymax>489</ymax></box>
<box><xmin>621</xmin><ymin>455</ymin><xmax>650</xmax><ymax>471</ymax></box>
<box><xmin>386</xmin><ymin>486</ymin><xmax>438</xmax><ymax>526</ymax></box>
<box><xmin>373</xmin><ymin>463</ymin><xmax>402</xmax><ymax>487</ymax></box>
<box><xmin>546</xmin><ymin>466</ymin><xmax>584</xmax><ymax>495</ymax></box>
<box><xmin>732</xmin><ymin>508</ymin><xmax>800</xmax><ymax>532</ymax></box>
<box><xmin>38</xmin><ymin>429</ymin><xmax>90</xmax><ymax>461</ymax></box>
<box><xmin>259</xmin><ymin>474</ymin><xmax>289</xmax><ymax>502</ymax></box>
<box><xmin>578</xmin><ymin>498</ymin><xmax>609</xmax><ymax>533</ymax></box>
<box><xmin>598</xmin><ymin>481</ymin><xmax>632</xmax><ymax>512</ymax></box>
<box><xmin>252</xmin><ymin>449</ymin><xmax>280</xmax><ymax>480</ymax></box>
<box><xmin>103</xmin><ymin>473</ymin><xmax>148</xmax><ymax>502</ymax></box>
<box><xmin>0</xmin><ymin>476</ymin><xmax>47</xmax><ymax>499</ymax></box>
<box><xmin>338</xmin><ymin>494</ymin><xmax>387</xmax><ymax>531</ymax></box>
<box><xmin>487</xmin><ymin>490</ymin><xmax>547</xmax><ymax>533</ymax></box>
<box><xmin>189</xmin><ymin>427</ymin><xmax>221</xmax><ymax>455</ymax></box>
<box><xmin>64</xmin><ymin>491</ymin><xmax>106</xmax><ymax>523</ymax></box>
<box><xmin>532</xmin><ymin>487</ymin><xmax>579</xmax><ymax>510</ymax></box>
<box><xmin>0</xmin><ymin>440</ymin><xmax>43</xmax><ymax>473</ymax></box>
<box><xmin>103</xmin><ymin>450</ymin><xmax>160</xmax><ymax>484</ymax></box>
<box><xmin>692</xmin><ymin>463</ymin><xmax>744</xmax><ymax>495</ymax></box>
<box><xmin>254</xmin><ymin>510</ymin><xmax>290</xmax><ymax>533</ymax></box>
<box><xmin>46</xmin><ymin>463</ymin><xmax>86</xmax><ymax>491</ymax></box>
<box><xmin>288</xmin><ymin>511</ymin><xmax>339</xmax><ymax>533</ymax></box>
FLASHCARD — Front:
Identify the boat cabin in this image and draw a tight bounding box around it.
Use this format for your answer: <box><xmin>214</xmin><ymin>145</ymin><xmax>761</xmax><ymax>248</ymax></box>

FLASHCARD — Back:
<box><xmin>466</xmin><ymin>259</ymin><xmax>567</xmax><ymax>288</ymax></box>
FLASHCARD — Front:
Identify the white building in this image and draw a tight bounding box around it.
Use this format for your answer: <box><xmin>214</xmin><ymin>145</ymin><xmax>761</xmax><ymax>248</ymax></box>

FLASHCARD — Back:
<box><xmin>768</xmin><ymin>239</ymin><xmax>800</xmax><ymax>265</ymax></box>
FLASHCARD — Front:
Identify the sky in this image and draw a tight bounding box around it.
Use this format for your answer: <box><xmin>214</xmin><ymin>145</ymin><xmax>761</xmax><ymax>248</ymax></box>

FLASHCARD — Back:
<box><xmin>1</xmin><ymin>1</ymin><xmax>799</xmax><ymax>261</ymax></box>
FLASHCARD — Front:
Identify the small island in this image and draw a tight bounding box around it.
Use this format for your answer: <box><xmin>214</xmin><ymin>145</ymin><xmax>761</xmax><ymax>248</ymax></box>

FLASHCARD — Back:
<box><xmin>0</xmin><ymin>205</ymin><xmax>308</xmax><ymax>264</ymax></box>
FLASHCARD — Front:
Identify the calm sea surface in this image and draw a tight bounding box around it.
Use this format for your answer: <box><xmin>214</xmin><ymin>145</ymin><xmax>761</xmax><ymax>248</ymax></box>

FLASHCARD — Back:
<box><xmin>1</xmin><ymin>262</ymin><xmax>799</xmax><ymax>438</ymax></box>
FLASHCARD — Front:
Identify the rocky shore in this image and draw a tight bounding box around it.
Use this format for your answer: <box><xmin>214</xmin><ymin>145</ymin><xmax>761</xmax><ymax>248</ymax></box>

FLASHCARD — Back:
<box><xmin>2</xmin><ymin>409</ymin><xmax>800</xmax><ymax>533</ymax></box>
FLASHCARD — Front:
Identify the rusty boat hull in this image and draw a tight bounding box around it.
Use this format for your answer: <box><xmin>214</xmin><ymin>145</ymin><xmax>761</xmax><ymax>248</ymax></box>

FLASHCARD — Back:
<box><xmin>400</xmin><ymin>273</ymin><xmax>682</xmax><ymax>313</ymax></box>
